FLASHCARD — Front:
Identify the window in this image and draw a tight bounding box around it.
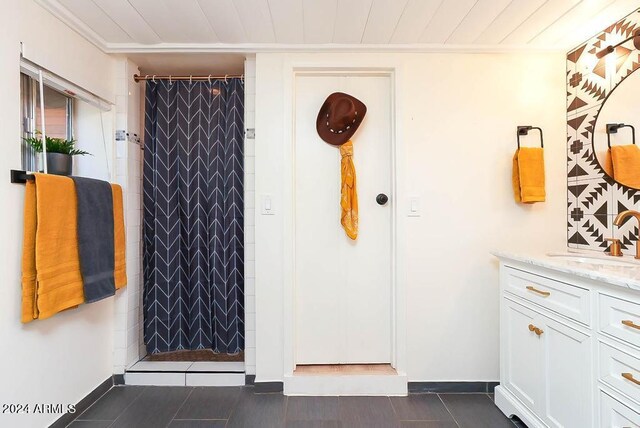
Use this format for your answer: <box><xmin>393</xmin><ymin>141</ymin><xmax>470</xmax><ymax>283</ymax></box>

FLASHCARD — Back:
<box><xmin>20</xmin><ymin>73</ymin><xmax>73</xmax><ymax>170</ymax></box>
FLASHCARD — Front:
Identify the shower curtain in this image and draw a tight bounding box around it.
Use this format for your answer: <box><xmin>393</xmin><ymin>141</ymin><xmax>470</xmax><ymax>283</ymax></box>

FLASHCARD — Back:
<box><xmin>142</xmin><ymin>78</ymin><xmax>244</xmax><ymax>354</ymax></box>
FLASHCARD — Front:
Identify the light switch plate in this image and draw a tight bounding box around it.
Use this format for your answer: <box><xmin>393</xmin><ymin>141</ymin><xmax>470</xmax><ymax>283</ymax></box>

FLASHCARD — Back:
<box><xmin>408</xmin><ymin>197</ymin><xmax>420</xmax><ymax>217</ymax></box>
<box><xmin>261</xmin><ymin>194</ymin><xmax>275</xmax><ymax>215</ymax></box>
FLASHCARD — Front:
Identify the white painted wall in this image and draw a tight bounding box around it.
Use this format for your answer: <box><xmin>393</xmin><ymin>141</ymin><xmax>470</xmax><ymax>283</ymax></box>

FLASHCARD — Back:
<box><xmin>254</xmin><ymin>52</ymin><xmax>567</xmax><ymax>383</ymax></box>
<box><xmin>0</xmin><ymin>1</ymin><xmax>117</xmax><ymax>427</ymax></box>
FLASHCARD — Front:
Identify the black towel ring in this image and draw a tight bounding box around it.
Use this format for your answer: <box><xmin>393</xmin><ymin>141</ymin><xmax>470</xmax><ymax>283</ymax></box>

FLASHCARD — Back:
<box><xmin>517</xmin><ymin>126</ymin><xmax>544</xmax><ymax>149</ymax></box>
<box><xmin>606</xmin><ymin>123</ymin><xmax>636</xmax><ymax>148</ymax></box>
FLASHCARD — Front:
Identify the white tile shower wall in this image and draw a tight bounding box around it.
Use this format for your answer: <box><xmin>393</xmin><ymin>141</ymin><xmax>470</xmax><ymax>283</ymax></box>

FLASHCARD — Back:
<box><xmin>244</xmin><ymin>57</ymin><xmax>257</xmax><ymax>375</ymax></box>
<box><xmin>113</xmin><ymin>58</ymin><xmax>144</xmax><ymax>375</ymax></box>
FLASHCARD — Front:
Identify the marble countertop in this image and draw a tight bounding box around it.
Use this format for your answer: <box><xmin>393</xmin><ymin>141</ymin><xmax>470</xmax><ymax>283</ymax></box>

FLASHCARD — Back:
<box><xmin>492</xmin><ymin>250</ymin><xmax>640</xmax><ymax>292</ymax></box>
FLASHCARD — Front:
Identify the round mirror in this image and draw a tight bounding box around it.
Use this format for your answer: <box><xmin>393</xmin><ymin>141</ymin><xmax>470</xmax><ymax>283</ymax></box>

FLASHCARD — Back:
<box><xmin>593</xmin><ymin>70</ymin><xmax>640</xmax><ymax>189</ymax></box>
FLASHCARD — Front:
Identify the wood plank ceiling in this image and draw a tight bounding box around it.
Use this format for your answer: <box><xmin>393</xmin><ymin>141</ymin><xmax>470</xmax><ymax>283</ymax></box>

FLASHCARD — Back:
<box><xmin>41</xmin><ymin>0</ymin><xmax>639</xmax><ymax>51</ymax></box>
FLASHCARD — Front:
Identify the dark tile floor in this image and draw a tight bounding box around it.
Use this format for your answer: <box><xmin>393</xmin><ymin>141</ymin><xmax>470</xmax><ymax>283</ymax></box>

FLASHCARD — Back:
<box><xmin>67</xmin><ymin>386</ymin><xmax>523</xmax><ymax>428</ymax></box>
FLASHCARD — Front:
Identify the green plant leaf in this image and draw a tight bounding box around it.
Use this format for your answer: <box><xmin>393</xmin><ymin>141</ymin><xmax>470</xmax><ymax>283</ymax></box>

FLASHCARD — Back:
<box><xmin>23</xmin><ymin>132</ymin><xmax>92</xmax><ymax>156</ymax></box>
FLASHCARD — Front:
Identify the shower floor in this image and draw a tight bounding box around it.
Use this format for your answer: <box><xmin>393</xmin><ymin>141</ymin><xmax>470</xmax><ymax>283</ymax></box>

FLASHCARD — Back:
<box><xmin>144</xmin><ymin>349</ymin><xmax>244</xmax><ymax>362</ymax></box>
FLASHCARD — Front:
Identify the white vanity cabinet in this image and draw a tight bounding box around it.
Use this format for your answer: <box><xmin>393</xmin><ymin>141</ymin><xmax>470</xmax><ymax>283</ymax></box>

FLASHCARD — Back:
<box><xmin>494</xmin><ymin>254</ymin><xmax>640</xmax><ymax>428</ymax></box>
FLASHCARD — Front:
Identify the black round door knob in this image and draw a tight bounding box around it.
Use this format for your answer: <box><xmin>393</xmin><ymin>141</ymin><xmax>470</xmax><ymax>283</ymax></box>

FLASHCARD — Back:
<box><xmin>376</xmin><ymin>193</ymin><xmax>389</xmax><ymax>205</ymax></box>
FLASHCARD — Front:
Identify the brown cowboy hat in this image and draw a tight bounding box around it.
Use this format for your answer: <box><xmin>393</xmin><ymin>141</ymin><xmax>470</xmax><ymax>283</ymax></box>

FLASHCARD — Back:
<box><xmin>316</xmin><ymin>92</ymin><xmax>367</xmax><ymax>146</ymax></box>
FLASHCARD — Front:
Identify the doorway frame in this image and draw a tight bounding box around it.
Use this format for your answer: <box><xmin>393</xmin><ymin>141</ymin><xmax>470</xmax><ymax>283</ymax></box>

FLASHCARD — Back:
<box><xmin>280</xmin><ymin>58</ymin><xmax>408</xmax><ymax>385</ymax></box>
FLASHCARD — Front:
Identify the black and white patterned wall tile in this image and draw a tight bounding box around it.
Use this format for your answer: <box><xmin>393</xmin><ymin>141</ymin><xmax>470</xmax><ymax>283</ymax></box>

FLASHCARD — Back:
<box><xmin>613</xmin><ymin>204</ymin><xmax>640</xmax><ymax>251</ymax></box>
<box><xmin>566</xmin><ymin>8</ymin><xmax>640</xmax><ymax>252</ymax></box>
<box><xmin>567</xmin><ymin>215</ymin><xmax>579</xmax><ymax>249</ymax></box>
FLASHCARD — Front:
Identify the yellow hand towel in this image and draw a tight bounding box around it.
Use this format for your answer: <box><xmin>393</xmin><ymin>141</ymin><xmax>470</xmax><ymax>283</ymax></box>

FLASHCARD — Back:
<box><xmin>603</xmin><ymin>149</ymin><xmax>614</xmax><ymax>178</ymax></box>
<box><xmin>21</xmin><ymin>173</ymin><xmax>85</xmax><ymax>322</ymax></box>
<box><xmin>512</xmin><ymin>148</ymin><xmax>546</xmax><ymax>204</ymax></box>
<box><xmin>340</xmin><ymin>140</ymin><xmax>358</xmax><ymax>240</ymax></box>
<box><xmin>610</xmin><ymin>145</ymin><xmax>640</xmax><ymax>189</ymax></box>
<box><xmin>112</xmin><ymin>184</ymin><xmax>127</xmax><ymax>289</ymax></box>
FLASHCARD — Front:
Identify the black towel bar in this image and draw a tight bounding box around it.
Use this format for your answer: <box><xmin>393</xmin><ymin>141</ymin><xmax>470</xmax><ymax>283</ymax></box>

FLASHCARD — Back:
<box><xmin>606</xmin><ymin>123</ymin><xmax>636</xmax><ymax>148</ymax></box>
<box><xmin>517</xmin><ymin>126</ymin><xmax>544</xmax><ymax>149</ymax></box>
<box><xmin>10</xmin><ymin>169</ymin><xmax>35</xmax><ymax>184</ymax></box>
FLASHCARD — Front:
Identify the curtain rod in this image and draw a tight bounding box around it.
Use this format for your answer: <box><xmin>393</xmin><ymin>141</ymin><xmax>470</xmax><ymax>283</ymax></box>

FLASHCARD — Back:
<box><xmin>133</xmin><ymin>74</ymin><xmax>244</xmax><ymax>82</ymax></box>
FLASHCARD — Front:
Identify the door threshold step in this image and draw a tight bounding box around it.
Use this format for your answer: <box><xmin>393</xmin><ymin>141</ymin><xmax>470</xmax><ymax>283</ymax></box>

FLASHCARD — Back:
<box><xmin>284</xmin><ymin>373</ymin><xmax>408</xmax><ymax>396</ymax></box>
<box><xmin>125</xmin><ymin>371</ymin><xmax>245</xmax><ymax>386</ymax></box>
<box><xmin>125</xmin><ymin>361</ymin><xmax>245</xmax><ymax>386</ymax></box>
<box><xmin>294</xmin><ymin>364</ymin><xmax>397</xmax><ymax>376</ymax></box>
<box><xmin>128</xmin><ymin>360</ymin><xmax>245</xmax><ymax>372</ymax></box>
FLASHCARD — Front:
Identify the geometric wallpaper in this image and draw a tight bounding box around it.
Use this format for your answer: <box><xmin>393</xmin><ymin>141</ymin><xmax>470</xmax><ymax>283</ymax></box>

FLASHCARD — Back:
<box><xmin>567</xmin><ymin>8</ymin><xmax>640</xmax><ymax>252</ymax></box>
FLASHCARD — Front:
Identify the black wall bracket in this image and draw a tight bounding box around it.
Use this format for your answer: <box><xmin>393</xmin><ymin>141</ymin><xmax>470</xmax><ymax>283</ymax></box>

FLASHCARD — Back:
<box><xmin>517</xmin><ymin>126</ymin><xmax>544</xmax><ymax>149</ymax></box>
<box><xmin>606</xmin><ymin>123</ymin><xmax>636</xmax><ymax>148</ymax></box>
<box><xmin>10</xmin><ymin>169</ymin><xmax>34</xmax><ymax>184</ymax></box>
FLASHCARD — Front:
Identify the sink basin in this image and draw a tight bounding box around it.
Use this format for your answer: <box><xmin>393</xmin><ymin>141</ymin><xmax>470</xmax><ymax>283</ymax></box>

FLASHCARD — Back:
<box><xmin>546</xmin><ymin>252</ymin><xmax>640</xmax><ymax>267</ymax></box>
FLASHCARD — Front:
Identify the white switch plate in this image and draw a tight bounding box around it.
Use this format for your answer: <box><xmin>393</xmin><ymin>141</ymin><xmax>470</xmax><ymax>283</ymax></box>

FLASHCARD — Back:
<box><xmin>408</xmin><ymin>197</ymin><xmax>420</xmax><ymax>217</ymax></box>
<box><xmin>261</xmin><ymin>194</ymin><xmax>275</xmax><ymax>215</ymax></box>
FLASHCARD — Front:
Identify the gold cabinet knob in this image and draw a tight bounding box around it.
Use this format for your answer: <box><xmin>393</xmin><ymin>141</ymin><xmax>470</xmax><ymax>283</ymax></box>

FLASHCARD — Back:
<box><xmin>528</xmin><ymin>324</ymin><xmax>543</xmax><ymax>336</ymax></box>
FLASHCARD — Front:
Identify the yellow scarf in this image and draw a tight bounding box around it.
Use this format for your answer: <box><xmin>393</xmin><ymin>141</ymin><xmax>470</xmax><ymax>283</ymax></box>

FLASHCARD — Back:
<box><xmin>340</xmin><ymin>140</ymin><xmax>358</xmax><ymax>240</ymax></box>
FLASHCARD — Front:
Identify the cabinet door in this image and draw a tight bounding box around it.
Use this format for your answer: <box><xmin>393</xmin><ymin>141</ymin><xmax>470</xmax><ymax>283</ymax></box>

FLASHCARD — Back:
<box><xmin>502</xmin><ymin>298</ymin><xmax>544</xmax><ymax>412</ymax></box>
<box><xmin>542</xmin><ymin>317</ymin><xmax>593</xmax><ymax>428</ymax></box>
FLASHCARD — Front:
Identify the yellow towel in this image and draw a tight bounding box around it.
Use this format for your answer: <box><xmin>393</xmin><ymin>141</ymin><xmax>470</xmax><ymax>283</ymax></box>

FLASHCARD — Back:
<box><xmin>513</xmin><ymin>148</ymin><xmax>546</xmax><ymax>204</ymax></box>
<box><xmin>112</xmin><ymin>184</ymin><xmax>127</xmax><ymax>289</ymax></box>
<box><xmin>610</xmin><ymin>145</ymin><xmax>640</xmax><ymax>189</ymax></box>
<box><xmin>21</xmin><ymin>173</ymin><xmax>85</xmax><ymax>322</ymax></box>
<box><xmin>21</xmin><ymin>180</ymin><xmax>37</xmax><ymax>322</ymax></box>
<box><xmin>340</xmin><ymin>140</ymin><xmax>358</xmax><ymax>240</ymax></box>
<box><xmin>603</xmin><ymin>149</ymin><xmax>614</xmax><ymax>178</ymax></box>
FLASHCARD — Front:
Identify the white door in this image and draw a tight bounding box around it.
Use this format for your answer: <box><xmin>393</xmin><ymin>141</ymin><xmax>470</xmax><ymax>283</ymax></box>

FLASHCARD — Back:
<box><xmin>294</xmin><ymin>73</ymin><xmax>392</xmax><ymax>364</ymax></box>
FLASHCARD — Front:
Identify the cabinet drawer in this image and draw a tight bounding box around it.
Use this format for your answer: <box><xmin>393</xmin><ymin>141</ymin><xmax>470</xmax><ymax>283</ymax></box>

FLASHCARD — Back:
<box><xmin>503</xmin><ymin>266</ymin><xmax>591</xmax><ymax>325</ymax></box>
<box><xmin>599</xmin><ymin>342</ymin><xmax>640</xmax><ymax>404</ymax></box>
<box><xmin>599</xmin><ymin>390</ymin><xmax>640</xmax><ymax>428</ymax></box>
<box><xmin>599</xmin><ymin>294</ymin><xmax>640</xmax><ymax>348</ymax></box>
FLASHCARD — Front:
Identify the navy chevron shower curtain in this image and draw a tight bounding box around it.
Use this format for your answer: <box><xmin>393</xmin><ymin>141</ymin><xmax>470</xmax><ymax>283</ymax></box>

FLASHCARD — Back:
<box><xmin>143</xmin><ymin>79</ymin><xmax>244</xmax><ymax>354</ymax></box>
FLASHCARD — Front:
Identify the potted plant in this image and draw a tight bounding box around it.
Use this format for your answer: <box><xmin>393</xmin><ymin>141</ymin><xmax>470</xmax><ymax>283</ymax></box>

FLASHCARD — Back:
<box><xmin>24</xmin><ymin>133</ymin><xmax>91</xmax><ymax>176</ymax></box>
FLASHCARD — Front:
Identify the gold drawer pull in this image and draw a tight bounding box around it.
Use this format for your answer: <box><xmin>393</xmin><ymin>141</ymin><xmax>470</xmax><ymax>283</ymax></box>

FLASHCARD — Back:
<box><xmin>526</xmin><ymin>285</ymin><xmax>550</xmax><ymax>297</ymax></box>
<box><xmin>621</xmin><ymin>372</ymin><xmax>640</xmax><ymax>386</ymax></box>
<box><xmin>528</xmin><ymin>324</ymin><xmax>544</xmax><ymax>336</ymax></box>
<box><xmin>621</xmin><ymin>320</ymin><xmax>640</xmax><ymax>330</ymax></box>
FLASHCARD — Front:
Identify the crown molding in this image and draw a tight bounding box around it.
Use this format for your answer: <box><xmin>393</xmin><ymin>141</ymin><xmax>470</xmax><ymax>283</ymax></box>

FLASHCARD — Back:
<box><xmin>102</xmin><ymin>42</ymin><xmax>565</xmax><ymax>55</ymax></box>
<box><xmin>36</xmin><ymin>0</ymin><xmax>566</xmax><ymax>55</ymax></box>
<box><xmin>35</xmin><ymin>0</ymin><xmax>109</xmax><ymax>51</ymax></box>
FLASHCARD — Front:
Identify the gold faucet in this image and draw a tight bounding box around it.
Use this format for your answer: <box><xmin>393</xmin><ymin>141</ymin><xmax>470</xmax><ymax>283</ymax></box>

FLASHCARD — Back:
<box><xmin>613</xmin><ymin>210</ymin><xmax>640</xmax><ymax>259</ymax></box>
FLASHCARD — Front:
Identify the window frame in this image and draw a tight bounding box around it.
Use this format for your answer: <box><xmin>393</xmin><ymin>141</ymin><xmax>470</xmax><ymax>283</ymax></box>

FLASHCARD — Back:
<box><xmin>20</xmin><ymin>73</ymin><xmax>74</xmax><ymax>171</ymax></box>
